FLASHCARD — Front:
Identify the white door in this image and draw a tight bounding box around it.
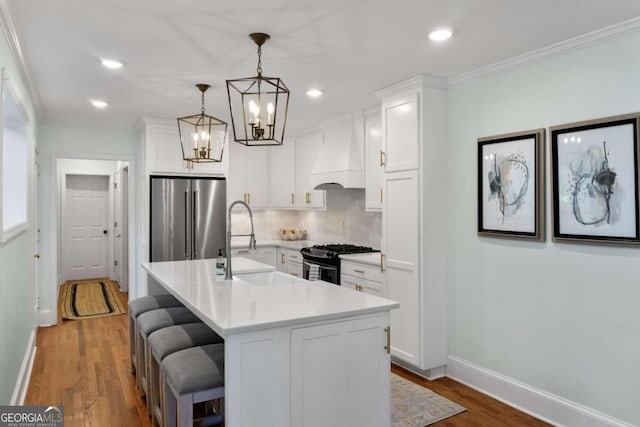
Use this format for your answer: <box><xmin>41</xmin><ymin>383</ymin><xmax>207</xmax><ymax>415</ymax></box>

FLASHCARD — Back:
<box><xmin>383</xmin><ymin>170</ymin><xmax>420</xmax><ymax>365</ymax></box>
<box><xmin>63</xmin><ymin>175</ymin><xmax>110</xmax><ymax>281</ymax></box>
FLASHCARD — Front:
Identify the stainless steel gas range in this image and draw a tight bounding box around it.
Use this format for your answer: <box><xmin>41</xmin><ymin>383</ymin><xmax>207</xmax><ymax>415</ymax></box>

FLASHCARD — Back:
<box><xmin>300</xmin><ymin>244</ymin><xmax>379</xmax><ymax>285</ymax></box>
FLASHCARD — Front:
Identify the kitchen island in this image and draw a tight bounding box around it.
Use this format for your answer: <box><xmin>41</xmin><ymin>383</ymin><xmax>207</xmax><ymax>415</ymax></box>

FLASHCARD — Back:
<box><xmin>142</xmin><ymin>258</ymin><xmax>399</xmax><ymax>427</ymax></box>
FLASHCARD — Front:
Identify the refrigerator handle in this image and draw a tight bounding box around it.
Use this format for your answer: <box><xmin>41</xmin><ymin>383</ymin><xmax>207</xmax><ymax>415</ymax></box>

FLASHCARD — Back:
<box><xmin>184</xmin><ymin>190</ymin><xmax>189</xmax><ymax>259</ymax></box>
<box><xmin>192</xmin><ymin>191</ymin><xmax>198</xmax><ymax>258</ymax></box>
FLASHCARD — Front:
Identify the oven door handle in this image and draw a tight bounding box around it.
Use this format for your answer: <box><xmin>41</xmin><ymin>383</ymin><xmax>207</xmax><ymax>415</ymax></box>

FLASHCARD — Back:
<box><xmin>303</xmin><ymin>260</ymin><xmax>338</xmax><ymax>272</ymax></box>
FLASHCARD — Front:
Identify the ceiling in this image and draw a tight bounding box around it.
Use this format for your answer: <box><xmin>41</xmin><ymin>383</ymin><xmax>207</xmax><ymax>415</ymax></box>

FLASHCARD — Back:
<box><xmin>7</xmin><ymin>0</ymin><xmax>640</xmax><ymax>135</ymax></box>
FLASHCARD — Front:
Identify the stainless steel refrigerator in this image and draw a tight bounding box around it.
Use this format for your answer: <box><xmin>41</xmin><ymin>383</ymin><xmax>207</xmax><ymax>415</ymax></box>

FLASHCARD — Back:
<box><xmin>150</xmin><ymin>176</ymin><xmax>226</xmax><ymax>262</ymax></box>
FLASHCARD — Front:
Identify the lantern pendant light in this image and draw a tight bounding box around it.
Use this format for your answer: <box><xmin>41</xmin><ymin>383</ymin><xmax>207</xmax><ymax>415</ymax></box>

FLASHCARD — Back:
<box><xmin>226</xmin><ymin>33</ymin><xmax>290</xmax><ymax>146</ymax></box>
<box><xmin>177</xmin><ymin>83</ymin><xmax>227</xmax><ymax>163</ymax></box>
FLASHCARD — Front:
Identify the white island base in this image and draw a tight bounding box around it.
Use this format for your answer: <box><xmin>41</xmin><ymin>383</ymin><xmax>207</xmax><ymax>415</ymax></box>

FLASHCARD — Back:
<box><xmin>142</xmin><ymin>261</ymin><xmax>399</xmax><ymax>427</ymax></box>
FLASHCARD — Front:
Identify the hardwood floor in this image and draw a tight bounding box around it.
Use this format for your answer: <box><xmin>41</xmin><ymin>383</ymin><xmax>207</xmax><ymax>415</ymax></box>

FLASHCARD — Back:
<box><xmin>26</xmin><ymin>287</ymin><xmax>548</xmax><ymax>426</ymax></box>
<box><xmin>392</xmin><ymin>366</ymin><xmax>550</xmax><ymax>426</ymax></box>
<box><xmin>25</xmin><ymin>286</ymin><xmax>150</xmax><ymax>427</ymax></box>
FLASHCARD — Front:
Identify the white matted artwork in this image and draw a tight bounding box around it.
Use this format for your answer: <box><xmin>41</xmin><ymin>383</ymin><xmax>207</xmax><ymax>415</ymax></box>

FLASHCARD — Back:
<box><xmin>477</xmin><ymin>129</ymin><xmax>545</xmax><ymax>241</ymax></box>
<box><xmin>550</xmin><ymin>113</ymin><xmax>640</xmax><ymax>245</ymax></box>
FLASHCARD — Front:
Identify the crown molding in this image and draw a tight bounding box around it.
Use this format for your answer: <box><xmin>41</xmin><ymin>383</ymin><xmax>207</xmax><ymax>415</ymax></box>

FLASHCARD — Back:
<box><xmin>0</xmin><ymin>0</ymin><xmax>41</xmax><ymax>117</ymax></box>
<box><xmin>447</xmin><ymin>16</ymin><xmax>640</xmax><ymax>87</ymax></box>
<box><xmin>374</xmin><ymin>74</ymin><xmax>446</xmax><ymax>100</ymax></box>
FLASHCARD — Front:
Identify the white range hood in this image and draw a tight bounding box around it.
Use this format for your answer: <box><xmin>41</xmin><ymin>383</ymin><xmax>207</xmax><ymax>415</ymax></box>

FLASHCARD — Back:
<box><xmin>310</xmin><ymin>112</ymin><xmax>365</xmax><ymax>189</ymax></box>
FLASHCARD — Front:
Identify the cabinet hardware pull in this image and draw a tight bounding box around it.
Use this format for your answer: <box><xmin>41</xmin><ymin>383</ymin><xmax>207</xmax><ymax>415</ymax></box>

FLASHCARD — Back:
<box><xmin>306</xmin><ymin>192</ymin><xmax>311</xmax><ymax>204</ymax></box>
<box><xmin>384</xmin><ymin>326</ymin><xmax>391</xmax><ymax>353</ymax></box>
<box><xmin>281</xmin><ymin>253</ymin><xmax>285</xmax><ymax>264</ymax></box>
<box><xmin>353</xmin><ymin>269</ymin><xmax>365</xmax><ymax>274</ymax></box>
<box><xmin>380</xmin><ymin>150</ymin><xmax>386</xmax><ymax>167</ymax></box>
<box><xmin>290</xmin><ymin>255</ymin><xmax>298</xmax><ymax>259</ymax></box>
<box><xmin>380</xmin><ymin>253</ymin><xmax>386</xmax><ymax>272</ymax></box>
<box><xmin>291</xmin><ymin>193</ymin><xmax>295</xmax><ymax>205</ymax></box>
<box><xmin>247</xmin><ymin>193</ymin><xmax>251</xmax><ymax>204</ymax></box>
<box><xmin>243</xmin><ymin>193</ymin><xmax>246</xmax><ymax>203</ymax></box>
<box><xmin>292</xmin><ymin>273</ymin><xmax>299</xmax><ymax>277</ymax></box>
<box><xmin>238</xmin><ymin>250</ymin><xmax>250</xmax><ymax>254</ymax></box>
<box><xmin>380</xmin><ymin>188</ymin><xmax>383</xmax><ymax>203</ymax></box>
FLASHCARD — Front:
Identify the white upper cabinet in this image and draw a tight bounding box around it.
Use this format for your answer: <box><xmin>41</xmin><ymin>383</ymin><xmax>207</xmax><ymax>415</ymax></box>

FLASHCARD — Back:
<box><xmin>381</xmin><ymin>93</ymin><xmax>419</xmax><ymax>172</ymax></box>
<box><xmin>270</xmin><ymin>140</ymin><xmax>296</xmax><ymax>208</ymax></box>
<box><xmin>228</xmin><ymin>141</ymin><xmax>270</xmax><ymax>208</ymax></box>
<box><xmin>295</xmin><ymin>131</ymin><xmax>325</xmax><ymax>209</ymax></box>
<box><xmin>364</xmin><ymin>109</ymin><xmax>383</xmax><ymax>211</ymax></box>
<box><xmin>141</xmin><ymin>118</ymin><xmax>226</xmax><ymax>176</ymax></box>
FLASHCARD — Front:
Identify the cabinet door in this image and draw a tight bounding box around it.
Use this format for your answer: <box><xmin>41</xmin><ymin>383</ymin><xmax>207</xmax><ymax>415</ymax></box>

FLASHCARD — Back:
<box><xmin>365</xmin><ymin>112</ymin><xmax>383</xmax><ymax>211</ymax></box>
<box><xmin>295</xmin><ymin>132</ymin><xmax>325</xmax><ymax>209</ymax></box>
<box><xmin>381</xmin><ymin>93</ymin><xmax>419</xmax><ymax>172</ymax></box>
<box><xmin>288</xmin><ymin>261</ymin><xmax>302</xmax><ymax>278</ymax></box>
<box><xmin>382</xmin><ymin>170</ymin><xmax>420</xmax><ymax>366</ymax></box>
<box><xmin>245</xmin><ymin>146</ymin><xmax>270</xmax><ymax>208</ymax></box>
<box><xmin>291</xmin><ymin>315</ymin><xmax>391</xmax><ymax>427</ymax></box>
<box><xmin>147</xmin><ymin>125</ymin><xmax>190</xmax><ymax>173</ymax></box>
<box><xmin>254</xmin><ymin>246</ymin><xmax>277</xmax><ymax>267</ymax></box>
<box><xmin>228</xmin><ymin>141</ymin><xmax>246</xmax><ymax>204</ymax></box>
<box><xmin>276</xmin><ymin>248</ymin><xmax>288</xmax><ymax>272</ymax></box>
<box><xmin>270</xmin><ymin>141</ymin><xmax>296</xmax><ymax>208</ymax></box>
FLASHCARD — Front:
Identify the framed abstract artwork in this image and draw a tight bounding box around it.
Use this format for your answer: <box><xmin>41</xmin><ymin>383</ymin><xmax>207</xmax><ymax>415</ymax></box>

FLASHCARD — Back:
<box><xmin>550</xmin><ymin>113</ymin><xmax>640</xmax><ymax>245</ymax></box>
<box><xmin>477</xmin><ymin>129</ymin><xmax>545</xmax><ymax>240</ymax></box>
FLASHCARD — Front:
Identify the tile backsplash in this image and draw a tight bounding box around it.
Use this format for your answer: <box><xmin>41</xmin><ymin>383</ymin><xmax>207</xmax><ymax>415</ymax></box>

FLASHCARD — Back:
<box><xmin>231</xmin><ymin>188</ymin><xmax>382</xmax><ymax>248</ymax></box>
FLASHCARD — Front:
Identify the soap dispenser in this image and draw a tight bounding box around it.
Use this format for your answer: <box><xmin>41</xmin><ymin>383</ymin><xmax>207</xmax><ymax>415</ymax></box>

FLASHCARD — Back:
<box><xmin>216</xmin><ymin>249</ymin><xmax>225</xmax><ymax>275</ymax></box>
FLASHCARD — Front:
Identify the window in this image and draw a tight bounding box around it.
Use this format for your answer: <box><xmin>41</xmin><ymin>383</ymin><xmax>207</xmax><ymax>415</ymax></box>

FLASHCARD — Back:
<box><xmin>0</xmin><ymin>69</ymin><xmax>29</xmax><ymax>243</ymax></box>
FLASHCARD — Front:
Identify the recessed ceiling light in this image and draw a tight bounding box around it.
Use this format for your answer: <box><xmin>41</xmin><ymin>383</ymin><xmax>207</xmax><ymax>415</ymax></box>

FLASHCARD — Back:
<box><xmin>91</xmin><ymin>100</ymin><xmax>108</xmax><ymax>108</ymax></box>
<box><xmin>428</xmin><ymin>28</ymin><xmax>453</xmax><ymax>42</ymax></box>
<box><xmin>306</xmin><ymin>88</ymin><xmax>323</xmax><ymax>98</ymax></box>
<box><xmin>100</xmin><ymin>59</ymin><xmax>123</xmax><ymax>69</ymax></box>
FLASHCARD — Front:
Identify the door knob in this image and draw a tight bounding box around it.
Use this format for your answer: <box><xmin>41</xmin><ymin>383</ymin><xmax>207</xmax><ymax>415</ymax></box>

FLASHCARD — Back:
<box><xmin>34</xmin><ymin>253</ymin><xmax>40</xmax><ymax>258</ymax></box>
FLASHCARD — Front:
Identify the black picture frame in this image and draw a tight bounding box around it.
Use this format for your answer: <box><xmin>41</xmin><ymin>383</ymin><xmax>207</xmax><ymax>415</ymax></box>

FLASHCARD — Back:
<box><xmin>550</xmin><ymin>113</ymin><xmax>640</xmax><ymax>245</ymax></box>
<box><xmin>477</xmin><ymin>129</ymin><xmax>545</xmax><ymax>241</ymax></box>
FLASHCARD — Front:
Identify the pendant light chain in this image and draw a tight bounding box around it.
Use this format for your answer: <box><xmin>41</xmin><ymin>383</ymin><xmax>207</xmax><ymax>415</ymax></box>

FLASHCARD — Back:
<box><xmin>201</xmin><ymin>89</ymin><xmax>206</xmax><ymax>114</ymax></box>
<box><xmin>256</xmin><ymin>45</ymin><xmax>263</xmax><ymax>77</ymax></box>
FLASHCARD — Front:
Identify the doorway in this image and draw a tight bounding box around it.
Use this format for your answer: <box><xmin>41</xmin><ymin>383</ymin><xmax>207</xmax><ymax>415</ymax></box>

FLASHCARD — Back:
<box><xmin>48</xmin><ymin>155</ymin><xmax>135</xmax><ymax>325</ymax></box>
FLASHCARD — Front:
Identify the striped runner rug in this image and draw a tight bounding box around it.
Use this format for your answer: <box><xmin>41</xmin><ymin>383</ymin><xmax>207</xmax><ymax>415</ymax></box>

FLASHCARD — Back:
<box><xmin>60</xmin><ymin>279</ymin><xmax>126</xmax><ymax>320</ymax></box>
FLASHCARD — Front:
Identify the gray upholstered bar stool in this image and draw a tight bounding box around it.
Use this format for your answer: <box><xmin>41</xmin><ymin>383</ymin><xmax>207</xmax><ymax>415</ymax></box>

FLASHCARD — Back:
<box><xmin>148</xmin><ymin>323</ymin><xmax>224</xmax><ymax>427</ymax></box>
<box><xmin>129</xmin><ymin>295</ymin><xmax>184</xmax><ymax>375</ymax></box>
<box><xmin>136</xmin><ymin>307</ymin><xmax>201</xmax><ymax>400</ymax></box>
<box><xmin>162</xmin><ymin>343</ymin><xmax>225</xmax><ymax>427</ymax></box>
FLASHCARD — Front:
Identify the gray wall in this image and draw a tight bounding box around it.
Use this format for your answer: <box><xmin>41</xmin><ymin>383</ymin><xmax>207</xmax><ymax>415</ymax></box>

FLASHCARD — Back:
<box><xmin>446</xmin><ymin>31</ymin><xmax>640</xmax><ymax>424</ymax></box>
<box><xmin>0</xmin><ymin>18</ymin><xmax>38</xmax><ymax>403</ymax></box>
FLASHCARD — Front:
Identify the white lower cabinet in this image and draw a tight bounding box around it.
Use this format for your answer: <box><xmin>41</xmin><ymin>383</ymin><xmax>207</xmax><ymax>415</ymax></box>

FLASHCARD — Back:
<box><xmin>290</xmin><ymin>314</ymin><xmax>391</xmax><ymax>427</ymax></box>
<box><xmin>287</xmin><ymin>249</ymin><xmax>303</xmax><ymax>278</ymax></box>
<box><xmin>231</xmin><ymin>246</ymin><xmax>277</xmax><ymax>267</ymax></box>
<box><xmin>275</xmin><ymin>248</ymin><xmax>303</xmax><ymax>277</ymax></box>
<box><xmin>276</xmin><ymin>248</ymin><xmax>288</xmax><ymax>272</ymax></box>
<box><xmin>340</xmin><ymin>259</ymin><xmax>384</xmax><ymax>297</ymax></box>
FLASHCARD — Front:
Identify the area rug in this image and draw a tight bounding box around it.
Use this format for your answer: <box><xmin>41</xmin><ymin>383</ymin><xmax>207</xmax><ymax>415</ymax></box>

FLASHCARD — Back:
<box><xmin>392</xmin><ymin>373</ymin><xmax>465</xmax><ymax>427</ymax></box>
<box><xmin>60</xmin><ymin>280</ymin><xmax>126</xmax><ymax>320</ymax></box>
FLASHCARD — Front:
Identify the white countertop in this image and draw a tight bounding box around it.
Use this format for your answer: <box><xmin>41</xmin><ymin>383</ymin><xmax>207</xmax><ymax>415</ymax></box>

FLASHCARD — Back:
<box><xmin>142</xmin><ymin>260</ymin><xmax>398</xmax><ymax>336</ymax></box>
<box><xmin>339</xmin><ymin>252</ymin><xmax>382</xmax><ymax>266</ymax></box>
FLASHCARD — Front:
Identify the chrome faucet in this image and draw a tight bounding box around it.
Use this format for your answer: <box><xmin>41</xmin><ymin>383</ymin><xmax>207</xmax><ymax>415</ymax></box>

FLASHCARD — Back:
<box><xmin>225</xmin><ymin>200</ymin><xmax>257</xmax><ymax>279</ymax></box>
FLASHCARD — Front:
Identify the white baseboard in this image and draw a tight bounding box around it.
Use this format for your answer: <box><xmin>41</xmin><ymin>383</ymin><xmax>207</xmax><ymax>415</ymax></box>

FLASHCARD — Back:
<box><xmin>446</xmin><ymin>355</ymin><xmax>634</xmax><ymax>427</ymax></box>
<box><xmin>38</xmin><ymin>309</ymin><xmax>56</xmax><ymax>327</ymax></box>
<box><xmin>10</xmin><ymin>330</ymin><xmax>37</xmax><ymax>405</ymax></box>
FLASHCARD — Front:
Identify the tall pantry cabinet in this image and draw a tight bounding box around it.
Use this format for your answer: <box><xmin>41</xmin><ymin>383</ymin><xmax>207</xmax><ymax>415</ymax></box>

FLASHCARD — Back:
<box><xmin>376</xmin><ymin>76</ymin><xmax>447</xmax><ymax>378</ymax></box>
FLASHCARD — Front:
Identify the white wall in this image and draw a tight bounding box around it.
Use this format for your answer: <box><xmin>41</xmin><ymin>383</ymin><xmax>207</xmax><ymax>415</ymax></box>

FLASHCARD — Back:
<box><xmin>446</xmin><ymin>32</ymin><xmax>640</xmax><ymax>425</ymax></box>
<box><xmin>37</xmin><ymin>125</ymin><xmax>137</xmax><ymax>324</ymax></box>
